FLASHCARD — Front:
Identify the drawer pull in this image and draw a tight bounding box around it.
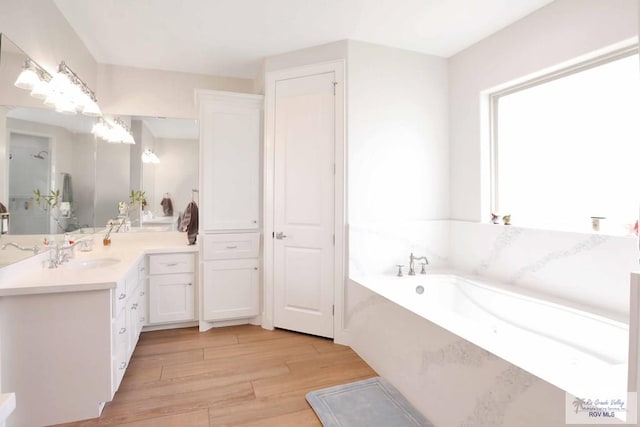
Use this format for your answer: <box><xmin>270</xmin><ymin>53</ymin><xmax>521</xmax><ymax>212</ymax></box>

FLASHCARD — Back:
<box><xmin>119</xmin><ymin>361</ymin><xmax>126</xmax><ymax>370</ymax></box>
<box><xmin>164</xmin><ymin>262</ymin><xmax>179</xmax><ymax>267</ymax></box>
<box><xmin>119</xmin><ymin>327</ymin><xmax>126</xmax><ymax>334</ymax></box>
<box><xmin>254</xmin><ymin>267</ymin><xmax>258</xmax><ymax>270</ymax></box>
<box><xmin>118</xmin><ymin>293</ymin><xmax>126</xmax><ymax>300</ymax></box>
<box><xmin>225</xmin><ymin>245</ymin><xmax>238</xmax><ymax>249</ymax></box>
<box><xmin>188</xmin><ymin>282</ymin><xmax>193</xmax><ymax>286</ymax></box>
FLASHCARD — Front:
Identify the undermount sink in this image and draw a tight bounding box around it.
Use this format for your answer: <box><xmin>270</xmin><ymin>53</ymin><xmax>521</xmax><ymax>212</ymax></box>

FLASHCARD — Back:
<box><xmin>64</xmin><ymin>257</ymin><xmax>120</xmax><ymax>270</ymax></box>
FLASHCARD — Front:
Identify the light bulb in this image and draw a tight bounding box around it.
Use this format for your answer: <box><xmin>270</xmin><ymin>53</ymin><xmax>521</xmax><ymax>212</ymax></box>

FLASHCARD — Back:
<box><xmin>92</xmin><ymin>121</ymin><xmax>110</xmax><ymax>140</ymax></box>
<box><xmin>82</xmin><ymin>96</ymin><xmax>102</xmax><ymax>117</ymax></box>
<box><xmin>55</xmin><ymin>96</ymin><xmax>77</xmax><ymax>115</ymax></box>
<box><xmin>122</xmin><ymin>131</ymin><xmax>135</xmax><ymax>144</ymax></box>
<box><xmin>14</xmin><ymin>67</ymin><xmax>40</xmax><ymax>90</ymax></box>
<box><xmin>43</xmin><ymin>90</ymin><xmax>62</xmax><ymax>108</ymax></box>
<box><xmin>30</xmin><ymin>79</ymin><xmax>50</xmax><ymax>99</ymax></box>
<box><xmin>48</xmin><ymin>71</ymin><xmax>71</xmax><ymax>96</ymax></box>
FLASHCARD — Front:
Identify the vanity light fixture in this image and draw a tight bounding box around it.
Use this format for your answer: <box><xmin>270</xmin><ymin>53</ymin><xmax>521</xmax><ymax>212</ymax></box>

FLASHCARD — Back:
<box><xmin>141</xmin><ymin>148</ymin><xmax>160</xmax><ymax>164</ymax></box>
<box><xmin>92</xmin><ymin>117</ymin><xmax>136</xmax><ymax>144</ymax></box>
<box><xmin>30</xmin><ymin>76</ymin><xmax>51</xmax><ymax>99</ymax></box>
<box><xmin>91</xmin><ymin>117</ymin><xmax>111</xmax><ymax>140</ymax></box>
<box><xmin>14</xmin><ymin>59</ymin><xmax>101</xmax><ymax>117</ymax></box>
<box><xmin>14</xmin><ymin>58</ymin><xmax>42</xmax><ymax>90</ymax></box>
<box><xmin>112</xmin><ymin>117</ymin><xmax>135</xmax><ymax>144</ymax></box>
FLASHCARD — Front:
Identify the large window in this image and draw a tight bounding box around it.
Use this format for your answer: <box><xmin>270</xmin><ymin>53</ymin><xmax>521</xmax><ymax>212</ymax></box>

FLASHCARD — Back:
<box><xmin>491</xmin><ymin>48</ymin><xmax>640</xmax><ymax>234</ymax></box>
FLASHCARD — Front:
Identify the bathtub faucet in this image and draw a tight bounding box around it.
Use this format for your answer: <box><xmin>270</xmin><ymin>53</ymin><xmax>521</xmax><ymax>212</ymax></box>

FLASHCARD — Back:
<box><xmin>409</xmin><ymin>252</ymin><xmax>428</xmax><ymax>275</ymax></box>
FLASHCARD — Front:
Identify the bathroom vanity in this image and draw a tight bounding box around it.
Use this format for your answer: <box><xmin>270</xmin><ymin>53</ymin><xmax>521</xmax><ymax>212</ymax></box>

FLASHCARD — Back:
<box><xmin>0</xmin><ymin>232</ymin><xmax>198</xmax><ymax>426</ymax></box>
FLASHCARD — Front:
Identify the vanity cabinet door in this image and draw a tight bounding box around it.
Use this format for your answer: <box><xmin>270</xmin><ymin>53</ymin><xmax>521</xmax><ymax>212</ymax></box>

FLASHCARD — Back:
<box><xmin>202</xmin><ymin>259</ymin><xmax>259</xmax><ymax>321</ymax></box>
<box><xmin>198</xmin><ymin>91</ymin><xmax>263</xmax><ymax>231</ymax></box>
<box><xmin>137</xmin><ymin>260</ymin><xmax>147</xmax><ymax>330</ymax></box>
<box><xmin>148</xmin><ymin>273</ymin><xmax>195</xmax><ymax>323</ymax></box>
<box><xmin>137</xmin><ymin>286</ymin><xmax>147</xmax><ymax>332</ymax></box>
<box><xmin>111</xmin><ymin>306</ymin><xmax>128</xmax><ymax>393</ymax></box>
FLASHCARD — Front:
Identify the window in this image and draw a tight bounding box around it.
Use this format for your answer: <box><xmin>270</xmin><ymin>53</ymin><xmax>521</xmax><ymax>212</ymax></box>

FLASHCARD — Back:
<box><xmin>491</xmin><ymin>48</ymin><xmax>640</xmax><ymax>233</ymax></box>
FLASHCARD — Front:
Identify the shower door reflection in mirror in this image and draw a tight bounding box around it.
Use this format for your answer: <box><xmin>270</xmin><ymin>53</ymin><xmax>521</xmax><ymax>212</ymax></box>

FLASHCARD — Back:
<box><xmin>8</xmin><ymin>131</ymin><xmax>51</xmax><ymax>233</ymax></box>
<box><xmin>6</xmin><ymin>107</ymin><xmax>97</xmax><ymax>235</ymax></box>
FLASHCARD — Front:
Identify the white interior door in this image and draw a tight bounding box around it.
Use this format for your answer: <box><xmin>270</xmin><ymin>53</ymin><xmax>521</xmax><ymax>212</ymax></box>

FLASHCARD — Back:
<box><xmin>273</xmin><ymin>71</ymin><xmax>336</xmax><ymax>338</ymax></box>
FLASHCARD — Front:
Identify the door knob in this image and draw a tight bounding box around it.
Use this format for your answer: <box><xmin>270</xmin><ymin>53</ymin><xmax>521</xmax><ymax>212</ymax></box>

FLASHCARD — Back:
<box><xmin>275</xmin><ymin>232</ymin><xmax>287</xmax><ymax>240</ymax></box>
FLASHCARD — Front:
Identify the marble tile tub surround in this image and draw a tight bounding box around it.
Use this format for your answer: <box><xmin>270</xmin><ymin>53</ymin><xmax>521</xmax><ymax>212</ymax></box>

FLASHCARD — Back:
<box><xmin>348</xmin><ymin>220</ymin><xmax>450</xmax><ymax>278</ymax></box>
<box><xmin>345</xmin><ymin>279</ymin><xmax>569</xmax><ymax>427</ymax></box>
<box><xmin>449</xmin><ymin>220</ymin><xmax>638</xmax><ymax>317</ymax></box>
<box><xmin>349</xmin><ymin>219</ymin><xmax>638</xmax><ymax>316</ymax></box>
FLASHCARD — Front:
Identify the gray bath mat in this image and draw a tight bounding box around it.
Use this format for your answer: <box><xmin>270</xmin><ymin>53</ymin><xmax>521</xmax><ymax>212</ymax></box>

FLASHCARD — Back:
<box><xmin>306</xmin><ymin>376</ymin><xmax>433</xmax><ymax>427</ymax></box>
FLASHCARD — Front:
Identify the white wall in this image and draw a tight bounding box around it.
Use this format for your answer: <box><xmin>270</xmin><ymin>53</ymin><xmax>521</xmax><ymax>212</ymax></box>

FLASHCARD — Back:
<box><xmin>97</xmin><ymin>64</ymin><xmax>255</xmax><ymax>119</ymax></box>
<box><xmin>1</xmin><ymin>0</ymin><xmax>255</xmax><ymax>121</ymax></box>
<box><xmin>0</xmin><ymin>107</ymin><xmax>7</xmax><ymax>206</ymax></box>
<box><xmin>139</xmin><ymin>121</ymin><xmax>157</xmax><ymax>210</ymax></box>
<box><xmin>95</xmin><ymin>142</ymin><xmax>130</xmax><ymax>227</ymax></box>
<box><xmin>129</xmin><ymin>120</ymin><xmax>143</xmax><ymax>195</ymax></box>
<box><xmin>449</xmin><ymin>0</ymin><xmax>638</xmax><ymax>222</ymax></box>
<box><xmin>263</xmin><ymin>40</ymin><xmax>347</xmax><ymax>75</ymax></box>
<box><xmin>151</xmin><ymin>137</ymin><xmax>199</xmax><ymax>217</ymax></box>
<box><xmin>71</xmin><ymin>133</ymin><xmax>96</xmax><ymax>229</ymax></box>
<box><xmin>0</xmin><ymin>0</ymin><xmax>97</xmax><ymax>87</ymax></box>
<box><xmin>347</xmin><ymin>41</ymin><xmax>449</xmax><ymax>224</ymax></box>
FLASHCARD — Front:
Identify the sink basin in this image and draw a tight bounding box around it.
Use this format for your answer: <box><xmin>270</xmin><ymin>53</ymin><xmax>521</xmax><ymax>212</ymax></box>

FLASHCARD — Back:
<box><xmin>65</xmin><ymin>257</ymin><xmax>120</xmax><ymax>270</ymax></box>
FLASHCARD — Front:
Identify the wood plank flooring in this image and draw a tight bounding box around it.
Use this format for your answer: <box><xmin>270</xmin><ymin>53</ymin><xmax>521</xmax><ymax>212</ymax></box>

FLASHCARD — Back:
<box><xmin>54</xmin><ymin>325</ymin><xmax>377</xmax><ymax>427</ymax></box>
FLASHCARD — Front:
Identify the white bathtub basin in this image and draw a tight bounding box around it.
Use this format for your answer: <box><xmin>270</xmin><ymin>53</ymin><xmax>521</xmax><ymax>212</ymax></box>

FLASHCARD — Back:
<box><xmin>351</xmin><ymin>272</ymin><xmax>629</xmax><ymax>399</ymax></box>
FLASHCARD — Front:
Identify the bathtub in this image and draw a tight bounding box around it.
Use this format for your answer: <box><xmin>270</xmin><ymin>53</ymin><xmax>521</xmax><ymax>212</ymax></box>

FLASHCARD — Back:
<box><xmin>351</xmin><ymin>271</ymin><xmax>629</xmax><ymax>399</ymax></box>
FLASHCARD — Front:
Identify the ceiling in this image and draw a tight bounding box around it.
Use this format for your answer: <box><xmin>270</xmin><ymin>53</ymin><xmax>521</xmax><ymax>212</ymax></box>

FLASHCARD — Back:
<box><xmin>53</xmin><ymin>0</ymin><xmax>555</xmax><ymax>79</ymax></box>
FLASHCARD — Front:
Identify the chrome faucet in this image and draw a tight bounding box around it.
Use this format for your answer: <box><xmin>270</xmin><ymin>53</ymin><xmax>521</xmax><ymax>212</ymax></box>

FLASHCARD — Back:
<box><xmin>409</xmin><ymin>252</ymin><xmax>429</xmax><ymax>275</ymax></box>
<box><xmin>1</xmin><ymin>242</ymin><xmax>41</xmax><ymax>254</ymax></box>
<box><xmin>48</xmin><ymin>236</ymin><xmax>94</xmax><ymax>268</ymax></box>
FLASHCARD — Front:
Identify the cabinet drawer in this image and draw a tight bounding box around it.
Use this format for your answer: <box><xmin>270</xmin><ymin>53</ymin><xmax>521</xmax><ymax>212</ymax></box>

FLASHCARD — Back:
<box><xmin>149</xmin><ymin>253</ymin><xmax>194</xmax><ymax>274</ymax></box>
<box><xmin>202</xmin><ymin>233</ymin><xmax>259</xmax><ymax>260</ymax></box>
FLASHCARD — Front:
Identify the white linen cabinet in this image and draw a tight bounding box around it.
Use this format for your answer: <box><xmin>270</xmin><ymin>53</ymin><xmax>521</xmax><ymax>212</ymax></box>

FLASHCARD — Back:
<box><xmin>197</xmin><ymin>90</ymin><xmax>262</xmax><ymax>230</ymax></box>
<box><xmin>197</xmin><ymin>90</ymin><xmax>263</xmax><ymax>328</ymax></box>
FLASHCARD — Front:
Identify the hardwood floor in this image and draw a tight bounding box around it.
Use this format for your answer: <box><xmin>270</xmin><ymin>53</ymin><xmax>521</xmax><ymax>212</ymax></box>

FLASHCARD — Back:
<box><xmin>55</xmin><ymin>325</ymin><xmax>377</xmax><ymax>427</ymax></box>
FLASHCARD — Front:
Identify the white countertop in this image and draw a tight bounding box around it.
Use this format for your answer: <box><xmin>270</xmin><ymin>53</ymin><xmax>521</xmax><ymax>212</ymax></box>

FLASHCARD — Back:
<box><xmin>0</xmin><ymin>231</ymin><xmax>197</xmax><ymax>297</ymax></box>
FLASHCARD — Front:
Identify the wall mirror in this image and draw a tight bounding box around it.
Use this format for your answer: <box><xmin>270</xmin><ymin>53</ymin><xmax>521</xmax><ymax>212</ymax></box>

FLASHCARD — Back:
<box><xmin>0</xmin><ymin>34</ymin><xmax>98</xmax><ymax>266</ymax></box>
<box><xmin>0</xmin><ymin>34</ymin><xmax>199</xmax><ymax>268</ymax></box>
<box><xmin>97</xmin><ymin>115</ymin><xmax>199</xmax><ymax>232</ymax></box>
